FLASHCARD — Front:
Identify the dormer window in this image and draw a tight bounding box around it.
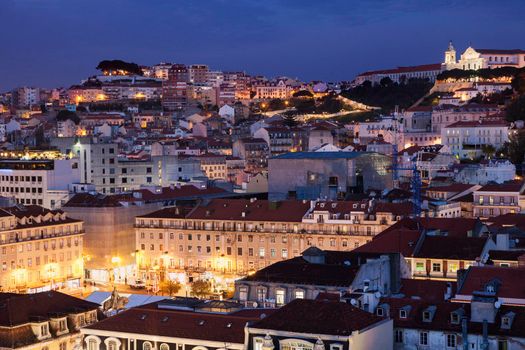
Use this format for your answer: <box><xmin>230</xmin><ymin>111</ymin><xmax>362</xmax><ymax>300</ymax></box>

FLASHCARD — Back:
<box><xmin>423</xmin><ymin>311</ymin><xmax>431</xmax><ymax>321</ymax></box>
<box><xmin>486</xmin><ymin>285</ymin><xmax>495</xmax><ymax>293</ymax></box>
<box><xmin>501</xmin><ymin>312</ymin><xmax>515</xmax><ymax>330</ymax></box>
<box><xmin>41</xmin><ymin>324</ymin><xmax>49</xmax><ymax>336</ymax></box>
<box><xmin>399</xmin><ymin>310</ymin><xmax>407</xmax><ymax>319</ymax></box>
<box><xmin>59</xmin><ymin>319</ymin><xmax>67</xmax><ymax>331</ymax></box>
<box><xmin>376</xmin><ymin>307</ymin><xmax>384</xmax><ymax>316</ymax></box>
<box><xmin>451</xmin><ymin>312</ymin><xmax>460</xmax><ymax>324</ymax></box>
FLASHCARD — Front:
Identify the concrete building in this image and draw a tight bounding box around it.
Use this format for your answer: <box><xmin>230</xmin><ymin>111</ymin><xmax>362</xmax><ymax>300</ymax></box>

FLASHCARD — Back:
<box><xmin>268</xmin><ymin>152</ymin><xmax>392</xmax><ymax>200</ymax></box>
<box><xmin>473</xmin><ymin>181</ymin><xmax>525</xmax><ymax>219</ymax></box>
<box><xmin>0</xmin><ymin>158</ymin><xmax>80</xmax><ymax>209</ymax></box>
<box><xmin>441</xmin><ymin>118</ymin><xmax>509</xmax><ymax>159</ymax></box>
<box><xmin>162</xmin><ymin>64</ymin><xmax>189</xmax><ymax>111</ymax></box>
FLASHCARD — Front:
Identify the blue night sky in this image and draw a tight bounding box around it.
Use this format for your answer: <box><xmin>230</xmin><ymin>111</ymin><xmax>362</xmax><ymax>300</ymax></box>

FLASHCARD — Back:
<box><xmin>1</xmin><ymin>0</ymin><xmax>524</xmax><ymax>91</ymax></box>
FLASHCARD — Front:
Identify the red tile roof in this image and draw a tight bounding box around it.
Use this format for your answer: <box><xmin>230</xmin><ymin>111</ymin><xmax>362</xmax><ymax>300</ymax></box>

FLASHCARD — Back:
<box><xmin>187</xmin><ymin>199</ymin><xmax>310</xmax><ymax>222</ymax></box>
<box><xmin>399</xmin><ymin>279</ymin><xmax>456</xmax><ymax>303</ymax></box>
<box><xmin>84</xmin><ymin>303</ymin><xmax>257</xmax><ymax>344</ymax></box>
<box><xmin>477</xmin><ymin>180</ymin><xmax>524</xmax><ymax>193</ymax></box>
<box><xmin>0</xmin><ymin>291</ymin><xmax>99</xmax><ymax>327</ymax></box>
<box><xmin>251</xmin><ymin>299</ymin><xmax>386</xmax><ymax>335</ymax></box>
<box><xmin>457</xmin><ymin>266</ymin><xmax>525</xmax><ymax>300</ymax></box>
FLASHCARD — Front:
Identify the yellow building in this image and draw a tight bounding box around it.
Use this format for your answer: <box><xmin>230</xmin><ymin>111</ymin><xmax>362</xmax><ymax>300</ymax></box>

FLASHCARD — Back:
<box><xmin>134</xmin><ymin>199</ymin><xmax>411</xmax><ymax>285</ymax></box>
<box><xmin>0</xmin><ymin>205</ymin><xmax>84</xmax><ymax>293</ymax></box>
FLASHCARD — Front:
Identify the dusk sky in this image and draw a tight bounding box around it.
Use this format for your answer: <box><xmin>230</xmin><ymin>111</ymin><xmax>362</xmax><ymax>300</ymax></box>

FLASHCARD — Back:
<box><xmin>1</xmin><ymin>0</ymin><xmax>524</xmax><ymax>91</ymax></box>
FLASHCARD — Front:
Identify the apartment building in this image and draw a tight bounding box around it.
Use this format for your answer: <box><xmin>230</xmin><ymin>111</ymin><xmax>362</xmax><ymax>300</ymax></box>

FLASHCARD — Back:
<box><xmin>232</xmin><ymin>137</ymin><xmax>269</xmax><ymax>172</ymax></box>
<box><xmin>431</xmin><ymin>103</ymin><xmax>501</xmax><ymax>133</ymax></box>
<box><xmin>441</xmin><ymin>118</ymin><xmax>509</xmax><ymax>159</ymax></box>
<box><xmin>355</xmin><ymin>218</ymin><xmax>494</xmax><ymax>281</ymax></box>
<box><xmin>253</xmin><ymin>80</ymin><xmax>292</xmax><ymax>99</ymax></box>
<box><xmin>162</xmin><ymin>64</ymin><xmax>189</xmax><ymax>111</ymax></box>
<box><xmin>0</xmin><ymin>158</ymin><xmax>80</xmax><ymax>209</ymax></box>
<box><xmin>0</xmin><ymin>205</ymin><xmax>84</xmax><ymax>293</ymax></box>
<box><xmin>134</xmin><ymin>199</ymin><xmax>411</xmax><ymax>284</ymax></box>
<box><xmin>473</xmin><ymin>181</ymin><xmax>525</xmax><ymax>219</ymax></box>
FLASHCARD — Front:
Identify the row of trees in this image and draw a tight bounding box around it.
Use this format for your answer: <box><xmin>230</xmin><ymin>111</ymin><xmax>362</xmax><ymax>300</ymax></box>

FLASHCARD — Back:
<box><xmin>159</xmin><ymin>279</ymin><xmax>228</xmax><ymax>299</ymax></box>
<box><xmin>342</xmin><ymin>77</ymin><xmax>433</xmax><ymax>113</ymax></box>
<box><xmin>437</xmin><ymin>67</ymin><xmax>521</xmax><ymax>82</ymax></box>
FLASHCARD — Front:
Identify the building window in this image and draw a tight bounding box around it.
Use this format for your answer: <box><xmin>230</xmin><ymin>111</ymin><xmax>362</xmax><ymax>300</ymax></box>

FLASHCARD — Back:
<box><xmin>257</xmin><ymin>288</ymin><xmax>267</xmax><ymax>302</ymax></box>
<box><xmin>432</xmin><ymin>263</ymin><xmax>441</xmax><ymax>272</ymax></box>
<box><xmin>239</xmin><ymin>286</ymin><xmax>248</xmax><ymax>301</ymax></box>
<box><xmin>415</xmin><ymin>262</ymin><xmax>425</xmax><ymax>272</ymax></box>
<box><xmin>329</xmin><ymin>345</ymin><xmax>342</xmax><ymax>350</ymax></box>
<box><xmin>276</xmin><ymin>289</ymin><xmax>285</xmax><ymax>306</ymax></box>
<box><xmin>376</xmin><ymin>307</ymin><xmax>384</xmax><ymax>316</ymax></box>
<box><xmin>446</xmin><ymin>334</ymin><xmax>456</xmax><ymax>348</ymax></box>
<box><xmin>280</xmin><ymin>340</ymin><xmax>314</xmax><ymax>350</ymax></box>
<box><xmin>160</xmin><ymin>344</ymin><xmax>169</xmax><ymax>350</ymax></box>
<box><xmin>254</xmin><ymin>337</ymin><xmax>264</xmax><ymax>350</ymax></box>
<box><xmin>294</xmin><ymin>289</ymin><xmax>304</xmax><ymax>299</ymax></box>
<box><xmin>143</xmin><ymin>342</ymin><xmax>153</xmax><ymax>350</ymax></box>
<box><xmin>498</xmin><ymin>340</ymin><xmax>508</xmax><ymax>350</ymax></box>
<box><xmin>419</xmin><ymin>332</ymin><xmax>428</xmax><ymax>346</ymax></box>
<box><xmin>399</xmin><ymin>310</ymin><xmax>407</xmax><ymax>319</ymax></box>
<box><xmin>395</xmin><ymin>330</ymin><xmax>403</xmax><ymax>343</ymax></box>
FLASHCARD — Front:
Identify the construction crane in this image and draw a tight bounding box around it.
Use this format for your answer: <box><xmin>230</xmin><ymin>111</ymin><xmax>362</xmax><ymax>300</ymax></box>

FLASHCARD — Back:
<box><xmin>391</xmin><ymin>106</ymin><xmax>422</xmax><ymax>218</ymax></box>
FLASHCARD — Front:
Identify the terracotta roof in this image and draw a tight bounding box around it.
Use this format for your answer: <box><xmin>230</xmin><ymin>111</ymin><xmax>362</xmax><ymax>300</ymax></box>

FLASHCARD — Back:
<box><xmin>252</xmin><ymin>299</ymin><xmax>386</xmax><ymax>335</ymax></box>
<box><xmin>488</xmin><ymin>250</ymin><xmax>525</xmax><ymax>262</ymax></box>
<box><xmin>488</xmin><ymin>214</ymin><xmax>525</xmax><ymax>230</ymax></box>
<box><xmin>457</xmin><ymin>266</ymin><xmax>525</xmax><ymax>300</ymax></box>
<box><xmin>0</xmin><ymin>291</ymin><xmax>99</xmax><ymax>327</ymax></box>
<box><xmin>380</xmin><ymin>297</ymin><xmax>525</xmax><ymax>338</ymax></box>
<box><xmin>477</xmin><ymin>181</ymin><xmax>524</xmax><ymax>193</ymax></box>
<box><xmin>415</xmin><ymin>236</ymin><xmax>488</xmax><ymax>260</ymax></box>
<box><xmin>240</xmin><ymin>256</ymin><xmax>359</xmax><ymax>287</ymax></box>
<box><xmin>84</xmin><ymin>303</ymin><xmax>257</xmax><ymax>344</ymax></box>
<box><xmin>353</xmin><ymin>228</ymin><xmax>421</xmax><ymax>256</ymax></box>
<box><xmin>399</xmin><ymin>279</ymin><xmax>456</xmax><ymax>303</ymax></box>
<box><xmin>426</xmin><ymin>184</ymin><xmax>475</xmax><ymax>193</ymax></box>
<box><xmin>445</xmin><ymin>119</ymin><xmax>509</xmax><ymax>128</ymax></box>
<box><xmin>358</xmin><ymin>63</ymin><xmax>442</xmax><ymax>77</ymax></box>
<box><xmin>475</xmin><ymin>48</ymin><xmax>525</xmax><ymax>55</ymax></box>
<box><xmin>187</xmin><ymin>199</ymin><xmax>310</xmax><ymax>222</ymax></box>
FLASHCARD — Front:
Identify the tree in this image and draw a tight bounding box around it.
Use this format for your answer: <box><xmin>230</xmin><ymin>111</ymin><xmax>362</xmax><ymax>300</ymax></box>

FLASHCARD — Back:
<box><xmin>96</xmin><ymin>60</ymin><xmax>143</xmax><ymax>76</ymax></box>
<box><xmin>380</xmin><ymin>77</ymin><xmax>394</xmax><ymax>87</ymax></box>
<box><xmin>56</xmin><ymin>110</ymin><xmax>80</xmax><ymax>124</ymax></box>
<box><xmin>292</xmin><ymin>90</ymin><xmax>313</xmax><ymax>98</ymax></box>
<box><xmin>512</xmin><ymin>68</ymin><xmax>525</xmax><ymax>95</ymax></box>
<box><xmin>501</xmin><ymin>131</ymin><xmax>525</xmax><ymax>165</ymax></box>
<box><xmin>282</xmin><ymin>114</ymin><xmax>298</xmax><ymax>127</ymax></box>
<box><xmin>160</xmin><ymin>279</ymin><xmax>181</xmax><ymax>297</ymax></box>
<box><xmin>318</xmin><ymin>94</ymin><xmax>343</xmax><ymax>114</ymax></box>
<box><xmin>268</xmin><ymin>98</ymin><xmax>285</xmax><ymax>111</ymax></box>
<box><xmin>190</xmin><ymin>280</ymin><xmax>211</xmax><ymax>298</ymax></box>
<box><xmin>481</xmin><ymin>144</ymin><xmax>496</xmax><ymax>159</ymax></box>
<box><xmin>506</xmin><ymin>96</ymin><xmax>525</xmax><ymax>122</ymax></box>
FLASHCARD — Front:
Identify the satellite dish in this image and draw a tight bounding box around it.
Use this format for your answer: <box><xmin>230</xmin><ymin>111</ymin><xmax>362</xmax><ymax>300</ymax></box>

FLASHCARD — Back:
<box><xmin>252</xmin><ymin>301</ymin><xmax>258</xmax><ymax>308</ymax></box>
<box><xmin>374</xmin><ymin>291</ymin><xmax>382</xmax><ymax>298</ymax></box>
<box><xmin>495</xmin><ymin>300</ymin><xmax>502</xmax><ymax>309</ymax></box>
<box><xmin>350</xmin><ymin>299</ymin><xmax>357</xmax><ymax>306</ymax></box>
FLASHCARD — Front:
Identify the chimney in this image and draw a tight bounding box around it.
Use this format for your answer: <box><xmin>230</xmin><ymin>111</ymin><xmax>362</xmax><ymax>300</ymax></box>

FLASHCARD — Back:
<box><xmin>444</xmin><ymin>282</ymin><xmax>452</xmax><ymax>300</ymax></box>
<box><xmin>496</xmin><ymin>233</ymin><xmax>510</xmax><ymax>250</ymax></box>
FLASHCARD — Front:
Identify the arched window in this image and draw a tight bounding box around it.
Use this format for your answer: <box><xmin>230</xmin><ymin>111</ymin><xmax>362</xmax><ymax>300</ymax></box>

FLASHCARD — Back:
<box><xmin>104</xmin><ymin>337</ymin><xmax>121</xmax><ymax>350</ymax></box>
<box><xmin>143</xmin><ymin>342</ymin><xmax>153</xmax><ymax>350</ymax></box>
<box><xmin>160</xmin><ymin>344</ymin><xmax>169</xmax><ymax>350</ymax></box>
<box><xmin>85</xmin><ymin>336</ymin><xmax>101</xmax><ymax>350</ymax></box>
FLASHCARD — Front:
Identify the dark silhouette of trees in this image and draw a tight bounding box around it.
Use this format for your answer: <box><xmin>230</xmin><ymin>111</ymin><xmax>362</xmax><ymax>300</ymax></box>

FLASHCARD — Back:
<box><xmin>96</xmin><ymin>60</ymin><xmax>143</xmax><ymax>75</ymax></box>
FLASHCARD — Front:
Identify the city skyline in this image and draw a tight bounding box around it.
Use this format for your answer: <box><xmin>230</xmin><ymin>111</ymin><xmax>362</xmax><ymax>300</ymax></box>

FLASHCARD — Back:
<box><xmin>1</xmin><ymin>0</ymin><xmax>525</xmax><ymax>91</ymax></box>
